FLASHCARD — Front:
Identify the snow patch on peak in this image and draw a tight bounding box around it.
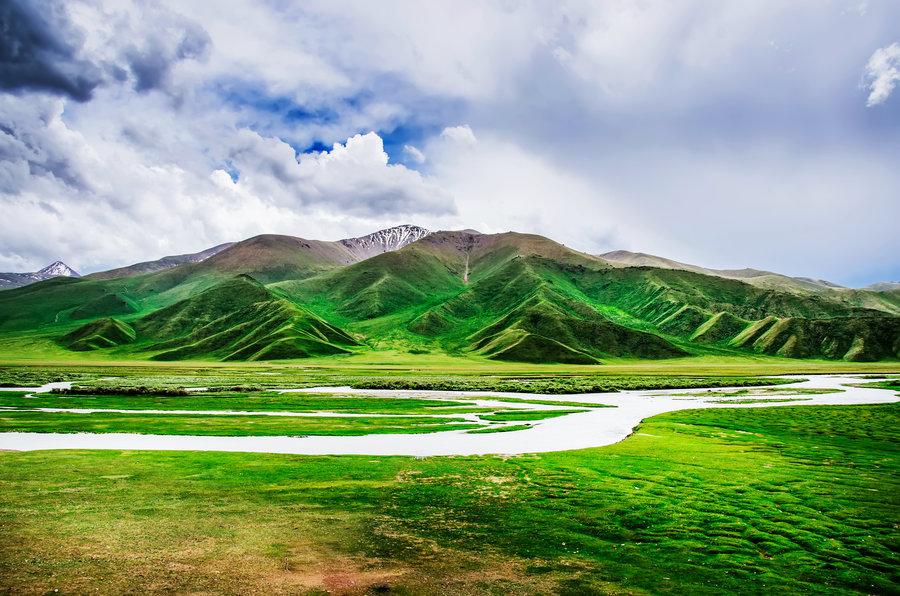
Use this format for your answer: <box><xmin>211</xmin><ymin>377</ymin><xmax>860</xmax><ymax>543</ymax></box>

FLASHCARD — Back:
<box><xmin>36</xmin><ymin>261</ymin><xmax>80</xmax><ymax>279</ymax></box>
<box><xmin>339</xmin><ymin>225</ymin><xmax>431</xmax><ymax>260</ymax></box>
<box><xmin>0</xmin><ymin>261</ymin><xmax>80</xmax><ymax>289</ymax></box>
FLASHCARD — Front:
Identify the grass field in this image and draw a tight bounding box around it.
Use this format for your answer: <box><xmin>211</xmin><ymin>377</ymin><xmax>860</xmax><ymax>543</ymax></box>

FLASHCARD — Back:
<box><xmin>0</xmin><ymin>403</ymin><xmax>896</xmax><ymax>593</ymax></box>
<box><xmin>0</xmin><ymin>410</ymin><xmax>482</xmax><ymax>436</ymax></box>
<box><xmin>0</xmin><ymin>361</ymin><xmax>896</xmax><ymax>593</ymax></box>
<box><xmin>0</xmin><ymin>392</ymin><xmax>494</xmax><ymax>414</ymax></box>
<box><xmin>1</xmin><ymin>353</ymin><xmax>897</xmax><ymax>394</ymax></box>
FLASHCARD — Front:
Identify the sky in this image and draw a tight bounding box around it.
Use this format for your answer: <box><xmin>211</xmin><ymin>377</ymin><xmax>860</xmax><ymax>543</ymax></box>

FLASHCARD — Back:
<box><xmin>1</xmin><ymin>0</ymin><xmax>898</xmax><ymax>287</ymax></box>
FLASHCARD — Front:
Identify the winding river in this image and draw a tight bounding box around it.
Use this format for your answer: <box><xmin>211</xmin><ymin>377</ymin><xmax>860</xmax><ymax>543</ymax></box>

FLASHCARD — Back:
<box><xmin>0</xmin><ymin>374</ymin><xmax>895</xmax><ymax>456</ymax></box>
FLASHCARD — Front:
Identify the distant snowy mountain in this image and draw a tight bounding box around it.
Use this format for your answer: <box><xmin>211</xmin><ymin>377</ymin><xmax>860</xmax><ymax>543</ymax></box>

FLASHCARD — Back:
<box><xmin>37</xmin><ymin>261</ymin><xmax>80</xmax><ymax>278</ymax></box>
<box><xmin>0</xmin><ymin>261</ymin><xmax>81</xmax><ymax>290</ymax></box>
<box><xmin>339</xmin><ymin>224</ymin><xmax>431</xmax><ymax>260</ymax></box>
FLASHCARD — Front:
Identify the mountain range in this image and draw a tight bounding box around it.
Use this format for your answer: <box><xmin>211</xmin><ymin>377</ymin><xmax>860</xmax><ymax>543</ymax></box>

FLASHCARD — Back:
<box><xmin>0</xmin><ymin>225</ymin><xmax>897</xmax><ymax>363</ymax></box>
<box><xmin>600</xmin><ymin>250</ymin><xmax>845</xmax><ymax>293</ymax></box>
<box><xmin>0</xmin><ymin>261</ymin><xmax>81</xmax><ymax>289</ymax></box>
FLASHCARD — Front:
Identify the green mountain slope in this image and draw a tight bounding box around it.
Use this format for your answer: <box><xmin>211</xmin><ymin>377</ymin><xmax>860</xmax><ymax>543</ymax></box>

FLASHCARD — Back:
<box><xmin>276</xmin><ymin>232</ymin><xmax>685</xmax><ymax>363</ymax></box>
<box><xmin>0</xmin><ymin>277</ymin><xmax>128</xmax><ymax>333</ymax></box>
<box><xmin>601</xmin><ymin>250</ymin><xmax>900</xmax><ymax>313</ymax></box>
<box><xmin>729</xmin><ymin>315</ymin><xmax>900</xmax><ymax>361</ymax></box>
<box><xmin>59</xmin><ymin>276</ymin><xmax>359</xmax><ymax>361</ymax></box>
<box><xmin>60</xmin><ymin>318</ymin><xmax>136</xmax><ymax>351</ymax></box>
<box><xmin>0</xmin><ymin>233</ymin><xmax>359</xmax><ymax>333</ymax></box>
<box><xmin>140</xmin><ymin>276</ymin><xmax>359</xmax><ymax>361</ymax></box>
<box><xmin>274</xmin><ymin>246</ymin><xmax>465</xmax><ymax>322</ymax></box>
<box><xmin>600</xmin><ymin>249</ymin><xmax>844</xmax><ymax>292</ymax></box>
<box><xmin>1</xmin><ymin>228</ymin><xmax>896</xmax><ymax>363</ymax></box>
<box><xmin>468</xmin><ymin>290</ymin><xmax>686</xmax><ymax>363</ymax></box>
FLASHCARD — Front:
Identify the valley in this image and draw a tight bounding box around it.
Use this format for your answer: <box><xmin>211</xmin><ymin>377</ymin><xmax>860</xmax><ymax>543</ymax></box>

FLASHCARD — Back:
<box><xmin>4</xmin><ymin>2</ymin><xmax>897</xmax><ymax>592</ymax></box>
<box><xmin>0</xmin><ymin>226</ymin><xmax>896</xmax><ymax>594</ymax></box>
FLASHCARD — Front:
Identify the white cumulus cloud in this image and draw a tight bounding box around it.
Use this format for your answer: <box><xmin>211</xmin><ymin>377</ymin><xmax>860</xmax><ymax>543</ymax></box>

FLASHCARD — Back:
<box><xmin>864</xmin><ymin>42</ymin><xmax>900</xmax><ymax>106</ymax></box>
<box><xmin>440</xmin><ymin>125</ymin><xmax>478</xmax><ymax>145</ymax></box>
<box><xmin>0</xmin><ymin>92</ymin><xmax>453</xmax><ymax>272</ymax></box>
<box><xmin>2</xmin><ymin>0</ymin><xmax>899</xmax><ymax>285</ymax></box>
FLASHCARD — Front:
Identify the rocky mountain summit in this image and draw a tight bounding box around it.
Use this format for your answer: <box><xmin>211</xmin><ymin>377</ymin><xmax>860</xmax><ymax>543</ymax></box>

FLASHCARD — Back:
<box><xmin>339</xmin><ymin>225</ymin><xmax>431</xmax><ymax>261</ymax></box>
<box><xmin>0</xmin><ymin>261</ymin><xmax>80</xmax><ymax>289</ymax></box>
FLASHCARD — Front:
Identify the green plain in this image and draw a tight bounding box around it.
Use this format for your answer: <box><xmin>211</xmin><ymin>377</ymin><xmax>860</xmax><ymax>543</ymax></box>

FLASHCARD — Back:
<box><xmin>0</xmin><ymin>403</ymin><xmax>896</xmax><ymax>593</ymax></box>
<box><xmin>0</xmin><ymin>410</ymin><xmax>479</xmax><ymax>436</ymax></box>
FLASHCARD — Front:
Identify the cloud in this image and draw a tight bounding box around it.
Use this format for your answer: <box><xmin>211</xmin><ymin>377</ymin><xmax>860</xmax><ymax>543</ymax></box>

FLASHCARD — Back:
<box><xmin>0</xmin><ymin>0</ymin><xmax>211</xmax><ymax>101</ymax></box>
<box><xmin>864</xmin><ymin>42</ymin><xmax>900</xmax><ymax>106</ymax></box>
<box><xmin>421</xmin><ymin>127</ymin><xmax>630</xmax><ymax>254</ymax></box>
<box><xmin>0</xmin><ymin>95</ymin><xmax>91</xmax><ymax>192</ymax></box>
<box><xmin>0</xmin><ymin>91</ymin><xmax>453</xmax><ymax>271</ymax></box>
<box><xmin>440</xmin><ymin>125</ymin><xmax>477</xmax><ymax>145</ymax></box>
<box><xmin>227</xmin><ymin>130</ymin><xmax>455</xmax><ymax>217</ymax></box>
<box><xmin>125</xmin><ymin>14</ymin><xmax>211</xmax><ymax>92</ymax></box>
<box><xmin>402</xmin><ymin>144</ymin><xmax>425</xmax><ymax>164</ymax></box>
<box><xmin>1</xmin><ymin>1</ymin><xmax>898</xmax><ymax>286</ymax></box>
<box><xmin>0</xmin><ymin>0</ymin><xmax>103</xmax><ymax>101</ymax></box>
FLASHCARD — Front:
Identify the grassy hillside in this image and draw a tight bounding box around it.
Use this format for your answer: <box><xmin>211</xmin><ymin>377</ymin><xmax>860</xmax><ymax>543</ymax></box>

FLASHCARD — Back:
<box><xmin>53</xmin><ymin>276</ymin><xmax>359</xmax><ymax>361</ymax></box>
<box><xmin>729</xmin><ymin>315</ymin><xmax>900</xmax><ymax>361</ymax></box>
<box><xmin>0</xmin><ymin>230</ymin><xmax>896</xmax><ymax>364</ymax></box>
<box><xmin>275</xmin><ymin>246</ymin><xmax>466</xmax><ymax>321</ymax></box>
<box><xmin>0</xmin><ymin>233</ymin><xmax>360</xmax><ymax>334</ymax></box>
<box><xmin>274</xmin><ymin>233</ymin><xmax>687</xmax><ymax>363</ymax></box>
<box><xmin>59</xmin><ymin>318</ymin><xmax>136</xmax><ymax>351</ymax></box>
<box><xmin>195</xmin><ymin>234</ymin><xmax>355</xmax><ymax>283</ymax></box>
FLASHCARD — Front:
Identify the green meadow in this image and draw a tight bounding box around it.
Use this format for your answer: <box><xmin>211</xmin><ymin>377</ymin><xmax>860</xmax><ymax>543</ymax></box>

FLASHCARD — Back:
<box><xmin>0</xmin><ymin>400</ymin><xmax>896</xmax><ymax>593</ymax></box>
<box><xmin>0</xmin><ymin>410</ymin><xmax>482</xmax><ymax>437</ymax></box>
<box><xmin>0</xmin><ymin>357</ymin><xmax>896</xmax><ymax>593</ymax></box>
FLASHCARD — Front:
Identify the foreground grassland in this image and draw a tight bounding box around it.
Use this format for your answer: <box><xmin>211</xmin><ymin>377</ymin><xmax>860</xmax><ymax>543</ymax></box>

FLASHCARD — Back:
<box><xmin>0</xmin><ymin>410</ymin><xmax>481</xmax><ymax>436</ymax></box>
<box><xmin>2</xmin><ymin>354</ymin><xmax>897</xmax><ymax>394</ymax></box>
<box><xmin>2</xmin><ymin>353</ymin><xmax>900</xmax><ymax>378</ymax></box>
<box><xmin>0</xmin><ymin>392</ymin><xmax>492</xmax><ymax>414</ymax></box>
<box><xmin>0</xmin><ymin>404</ymin><xmax>897</xmax><ymax>594</ymax></box>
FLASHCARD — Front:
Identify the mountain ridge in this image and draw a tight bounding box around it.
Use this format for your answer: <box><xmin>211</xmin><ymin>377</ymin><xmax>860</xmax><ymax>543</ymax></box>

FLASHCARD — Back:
<box><xmin>86</xmin><ymin>225</ymin><xmax>432</xmax><ymax>286</ymax></box>
<box><xmin>87</xmin><ymin>243</ymin><xmax>235</xmax><ymax>281</ymax></box>
<box><xmin>600</xmin><ymin>250</ymin><xmax>845</xmax><ymax>292</ymax></box>
<box><xmin>0</xmin><ymin>226</ymin><xmax>897</xmax><ymax>364</ymax></box>
<box><xmin>0</xmin><ymin>261</ymin><xmax>80</xmax><ymax>289</ymax></box>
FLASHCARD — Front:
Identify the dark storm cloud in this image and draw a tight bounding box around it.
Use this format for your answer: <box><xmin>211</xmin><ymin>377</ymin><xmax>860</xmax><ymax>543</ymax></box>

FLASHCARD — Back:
<box><xmin>0</xmin><ymin>0</ymin><xmax>103</xmax><ymax>101</ymax></box>
<box><xmin>0</xmin><ymin>0</ymin><xmax>212</xmax><ymax>100</ymax></box>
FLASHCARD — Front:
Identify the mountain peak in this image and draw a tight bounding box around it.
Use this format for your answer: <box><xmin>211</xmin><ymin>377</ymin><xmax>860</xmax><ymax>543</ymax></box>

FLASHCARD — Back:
<box><xmin>36</xmin><ymin>261</ymin><xmax>81</xmax><ymax>278</ymax></box>
<box><xmin>0</xmin><ymin>260</ymin><xmax>81</xmax><ymax>290</ymax></box>
<box><xmin>339</xmin><ymin>225</ymin><xmax>431</xmax><ymax>260</ymax></box>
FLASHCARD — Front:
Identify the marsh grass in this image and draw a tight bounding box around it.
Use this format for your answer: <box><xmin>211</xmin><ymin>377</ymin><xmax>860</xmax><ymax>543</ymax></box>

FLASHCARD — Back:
<box><xmin>0</xmin><ymin>403</ymin><xmax>895</xmax><ymax>593</ymax></box>
<box><xmin>0</xmin><ymin>410</ymin><xmax>480</xmax><ymax>436</ymax></box>
<box><xmin>467</xmin><ymin>424</ymin><xmax>533</xmax><ymax>434</ymax></box>
<box><xmin>478</xmin><ymin>409</ymin><xmax>587</xmax><ymax>421</ymax></box>
<box><xmin>0</xmin><ymin>392</ymin><xmax>488</xmax><ymax>415</ymax></box>
<box><xmin>709</xmin><ymin>397</ymin><xmax>813</xmax><ymax>404</ymax></box>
